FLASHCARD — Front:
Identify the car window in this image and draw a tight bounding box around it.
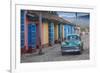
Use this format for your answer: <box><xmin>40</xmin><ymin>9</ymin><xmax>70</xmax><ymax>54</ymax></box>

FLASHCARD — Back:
<box><xmin>67</xmin><ymin>35</ymin><xmax>80</xmax><ymax>41</ymax></box>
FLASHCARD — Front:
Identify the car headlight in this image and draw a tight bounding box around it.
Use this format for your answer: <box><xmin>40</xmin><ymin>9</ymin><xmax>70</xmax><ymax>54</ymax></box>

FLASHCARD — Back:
<box><xmin>75</xmin><ymin>46</ymin><xmax>80</xmax><ymax>49</ymax></box>
<box><xmin>61</xmin><ymin>42</ymin><xmax>66</xmax><ymax>45</ymax></box>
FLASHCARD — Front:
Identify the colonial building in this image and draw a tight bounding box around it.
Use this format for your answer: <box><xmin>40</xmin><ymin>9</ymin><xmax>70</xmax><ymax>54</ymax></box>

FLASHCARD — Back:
<box><xmin>21</xmin><ymin>10</ymin><xmax>76</xmax><ymax>54</ymax></box>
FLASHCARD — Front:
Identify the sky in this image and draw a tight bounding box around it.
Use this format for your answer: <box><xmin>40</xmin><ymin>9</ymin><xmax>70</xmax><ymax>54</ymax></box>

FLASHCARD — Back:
<box><xmin>57</xmin><ymin>12</ymin><xmax>90</xmax><ymax>27</ymax></box>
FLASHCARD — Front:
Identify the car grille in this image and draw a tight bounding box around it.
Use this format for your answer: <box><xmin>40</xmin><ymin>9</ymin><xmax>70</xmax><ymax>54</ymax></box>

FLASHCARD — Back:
<box><xmin>61</xmin><ymin>46</ymin><xmax>79</xmax><ymax>50</ymax></box>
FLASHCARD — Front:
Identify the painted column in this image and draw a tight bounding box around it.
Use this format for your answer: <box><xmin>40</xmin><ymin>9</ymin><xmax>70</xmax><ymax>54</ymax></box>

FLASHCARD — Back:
<box><xmin>62</xmin><ymin>24</ymin><xmax>64</xmax><ymax>41</ymax></box>
<box><xmin>38</xmin><ymin>12</ymin><xmax>43</xmax><ymax>54</ymax></box>
<box><xmin>39</xmin><ymin>12</ymin><xmax>42</xmax><ymax>45</ymax></box>
<box><xmin>58</xmin><ymin>23</ymin><xmax>63</xmax><ymax>43</ymax></box>
<box><xmin>24</xmin><ymin>10</ymin><xmax>28</xmax><ymax>51</ymax></box>
<box><xmin>54</xmin><ymin>23</ymin><xmax>58</xmax><ymax>43</ymax></box>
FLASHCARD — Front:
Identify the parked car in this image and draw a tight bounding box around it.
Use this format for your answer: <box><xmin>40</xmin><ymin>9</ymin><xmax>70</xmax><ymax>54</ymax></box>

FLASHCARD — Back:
<box><xmin>61</xmin><ymin>34</ymin><xmax>83</xmax><ymax>55</ymax></box>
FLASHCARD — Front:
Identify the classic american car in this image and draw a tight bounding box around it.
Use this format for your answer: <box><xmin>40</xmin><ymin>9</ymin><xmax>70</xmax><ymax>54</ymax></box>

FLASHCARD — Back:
<box><xmin>61</xmin><ymin>34</ymin><xmax>83</xmax><ymax>55</ymax></box>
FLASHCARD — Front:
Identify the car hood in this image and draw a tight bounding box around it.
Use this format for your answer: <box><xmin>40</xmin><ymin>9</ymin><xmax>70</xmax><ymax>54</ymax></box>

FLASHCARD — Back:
<box><xmin>62</xmin><ymin>40</ymin><xmax>81</xmax><ymax>47</ymax></box>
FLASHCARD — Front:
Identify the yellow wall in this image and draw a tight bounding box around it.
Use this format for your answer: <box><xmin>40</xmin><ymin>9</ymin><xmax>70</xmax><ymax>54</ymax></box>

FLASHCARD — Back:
<box><xmin>54</xmin><ymin>23</ymin><xmax>58</xmax><ymax>41</ymax></box>
<box><xmin>42</xmin><ymin>22</ymin><xmax>49</xmax><ymax>44</ymax></box>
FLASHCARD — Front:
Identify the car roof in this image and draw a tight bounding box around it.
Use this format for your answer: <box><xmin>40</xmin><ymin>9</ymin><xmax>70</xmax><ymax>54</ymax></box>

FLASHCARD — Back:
<box><xmin>67</xmin><ymin>34</ymin><xmax>80</xmax><ymax>37</ymax></box>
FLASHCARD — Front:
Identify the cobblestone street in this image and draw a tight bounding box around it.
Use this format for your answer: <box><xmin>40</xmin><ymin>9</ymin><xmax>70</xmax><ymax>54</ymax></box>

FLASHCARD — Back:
<box><xmin>21</xmin><ymin>34</ymin><xmax>89</xmax><ymax>63</ymax></box>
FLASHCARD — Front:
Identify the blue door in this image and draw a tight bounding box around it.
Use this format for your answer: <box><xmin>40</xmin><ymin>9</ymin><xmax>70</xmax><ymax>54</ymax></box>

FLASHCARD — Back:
<box><xmin>64</xmin><ymin>24</ymin><xmax>75</xmax><ymax>39</ymax></box>
<box><xmin>68</xmin><ymin>25</ymin><xmax>74</xmax><ymax>34</ymax></box>
<box><xmin>21</xmin><ymin>10</ymin><xmax>25</xmax><ymax>49</ymax></box>
<box><xmin>49</xmin><ymin>22</ymin><xmax>54</xmax><ymax>45</ymax></box>
<box><xmin>28</xmin><ymin>23</ymin><xmax>36</xmax><ymax>49</ymax></box>
<box><xmin>68</xmin><ymin>25</ymin><xmax>71</xmax><ymax>34</ymax></box>
<box><xmin>64</xmin><ymin>24</ymin><xmax>69</xmax><ymax>39</ymax></box>
<box><xmin>68</xmin><ymin>25</ymin><xmax>72</xmax><ymax>34</ymax></box>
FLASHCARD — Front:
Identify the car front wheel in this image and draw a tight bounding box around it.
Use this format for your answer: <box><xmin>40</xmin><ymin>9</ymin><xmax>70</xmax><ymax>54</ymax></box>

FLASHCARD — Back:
<box><xmin>62</xmin><ymin>52</ymin><xmax>65</xmax><ymax>55</ymax></box>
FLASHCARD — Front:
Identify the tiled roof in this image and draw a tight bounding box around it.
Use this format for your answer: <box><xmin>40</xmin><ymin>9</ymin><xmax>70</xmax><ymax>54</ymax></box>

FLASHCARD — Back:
<box><xmin>27</xmin><ymin>10</ymin><xmax>75</xmax><ymax>25</ymax></box>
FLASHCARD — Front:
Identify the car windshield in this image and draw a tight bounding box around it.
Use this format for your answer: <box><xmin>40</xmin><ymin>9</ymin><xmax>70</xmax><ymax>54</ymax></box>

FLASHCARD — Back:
<box><xmin>67</xmin><ymin>35</ymin><xmax>80</xmax><ymax>41</ymax></box>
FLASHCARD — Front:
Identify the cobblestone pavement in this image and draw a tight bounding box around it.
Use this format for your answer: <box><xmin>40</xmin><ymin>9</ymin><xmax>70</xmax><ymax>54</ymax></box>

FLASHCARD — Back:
<box><xmin>21</xmin><ymin>34</ymin><xmax>89</xmax><ymax>63</ymax></box>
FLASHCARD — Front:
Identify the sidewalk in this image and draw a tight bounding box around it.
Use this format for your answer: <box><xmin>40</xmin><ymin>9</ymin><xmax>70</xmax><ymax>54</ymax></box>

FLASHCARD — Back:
<box><xmin>21</xmin><ymin>44</ymin><xmax>61</xmax><ymax>62</ymax></box>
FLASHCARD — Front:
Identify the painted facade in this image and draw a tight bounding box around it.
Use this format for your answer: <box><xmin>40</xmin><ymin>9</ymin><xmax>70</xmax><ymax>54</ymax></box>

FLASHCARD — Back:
<box><xmin>21</xmin><ymin>10</ymin><xmax>76</xmax><ymax>54</ymax></box>
<box><xmin>42</xmin><ymin>21</ymin><xmax>49</xmax><ymax>47</ymax></box>
<box><xmin>54</xmin><ymin>22</ymin><xmax>58</xmax><ymax>43</ymax></box>
<box><xmin>48</xmin><ymin>22</ymin><xmax>55</xmax><ymax>45</ymax></box>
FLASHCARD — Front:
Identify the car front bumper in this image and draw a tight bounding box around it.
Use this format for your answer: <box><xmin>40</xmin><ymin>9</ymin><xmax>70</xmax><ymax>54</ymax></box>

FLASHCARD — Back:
<box><xmin>61</xmin><ymin>47</ymin><xmax>81</xmax><ymax>53</ymax></box>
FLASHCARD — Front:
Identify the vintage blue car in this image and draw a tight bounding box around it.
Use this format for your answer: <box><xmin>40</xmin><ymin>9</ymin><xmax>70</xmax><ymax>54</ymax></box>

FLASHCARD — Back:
<box><xmin>61</xmin><ymin>34</ymin><xmax>83</xmax><ymax>55</ymax></box>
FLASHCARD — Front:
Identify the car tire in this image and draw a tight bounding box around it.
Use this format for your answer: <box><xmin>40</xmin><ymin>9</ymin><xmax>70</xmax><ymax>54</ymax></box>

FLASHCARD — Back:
<box><xmin>78</xmin><ymin>50</ymin><xmax>82</xmax><ymax>54</ymax></box>
<box><xmin>62</xmin><ymin>52</ymin><xmax>65</xmax><ymax>55</ymax></box>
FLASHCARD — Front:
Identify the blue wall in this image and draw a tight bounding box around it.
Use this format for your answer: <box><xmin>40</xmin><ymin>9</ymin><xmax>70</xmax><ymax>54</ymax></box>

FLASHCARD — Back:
<box><xmin>64</xmin><ymin>24</ymin><xmax>75</xmax><ymax>39</ymax></box>
<box><xmin>21</xmin><ymin>10</ymin><xmax>25</xmax><ymax>49</ymax></box>
<box><xmin>64</xmin><ymin>25</ymin><xmax>68</xmax><ymax>38</ymax></box>
<box><xmin>49</xmin><ymin>22</ymin><xmax>54</xmax><ymax>45</ymax></box>
<box><xmin>28</xmin><ymin>23</ymin><xmax>36</xmax><ymax>49</ymax></box>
